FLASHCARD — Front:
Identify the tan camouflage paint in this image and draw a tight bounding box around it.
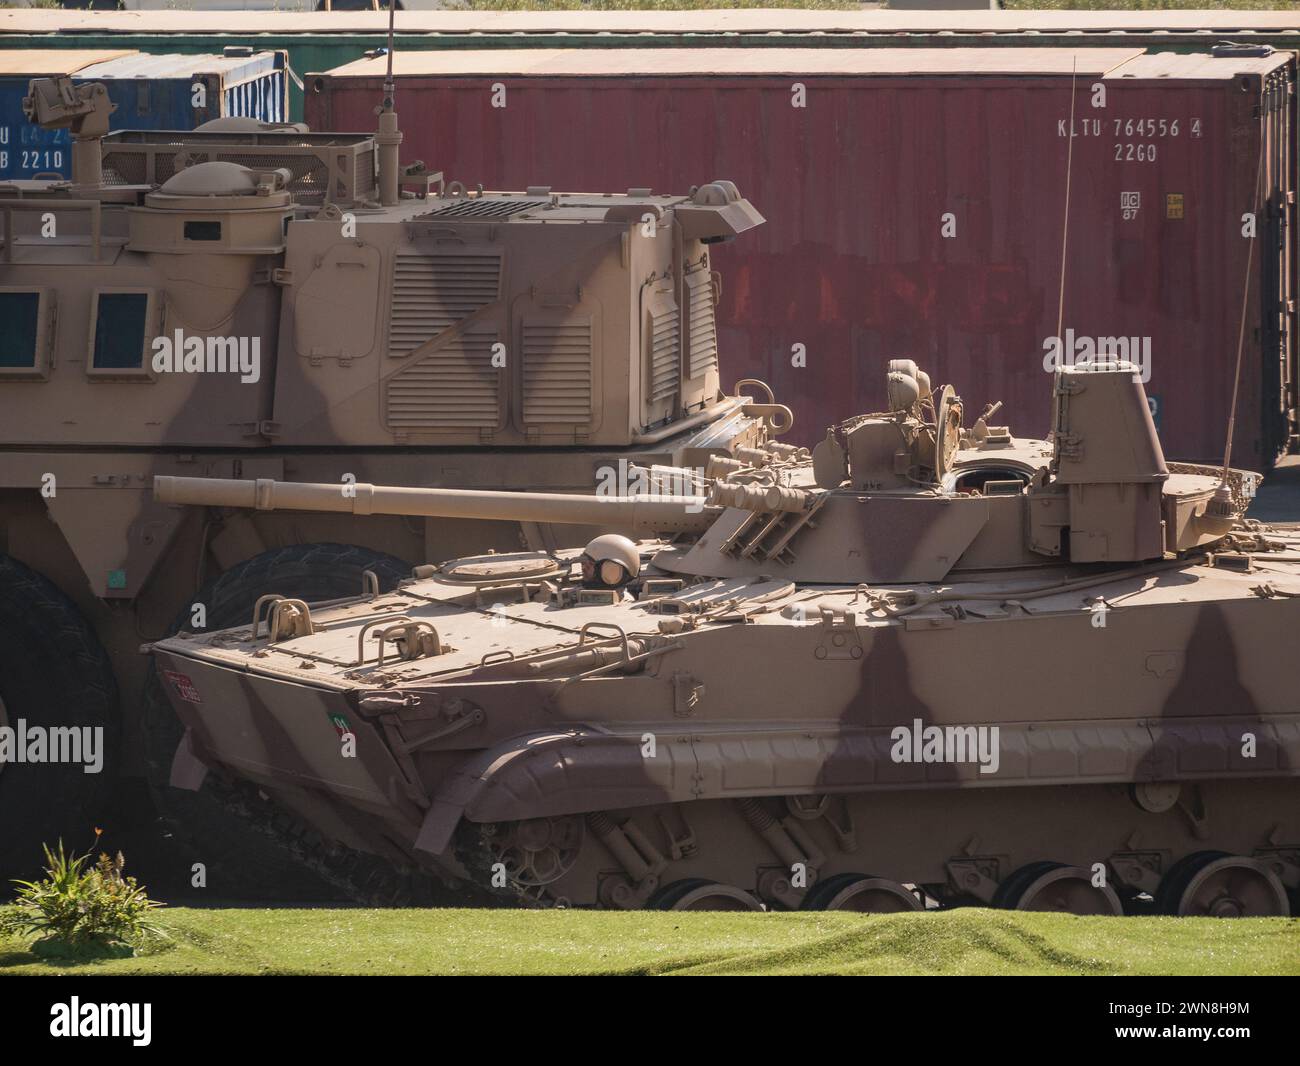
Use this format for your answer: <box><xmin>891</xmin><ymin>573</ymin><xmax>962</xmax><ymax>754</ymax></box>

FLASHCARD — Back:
<box><xmin>150</xmin><ymin>363</ymin><xmax>1300</xmax><ymax>911</ymax></box>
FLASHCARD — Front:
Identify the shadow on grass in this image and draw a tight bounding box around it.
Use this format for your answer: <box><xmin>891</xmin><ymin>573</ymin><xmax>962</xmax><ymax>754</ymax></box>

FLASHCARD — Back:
<box><xmin>0</xmin><ymin>928</ymin><xmax>176</xmax><ymax>970</ymax></box>
<box><xmin>149</xmin><ymin>897</ymin><xmax>370</xmax><ymax>910</ymax></box>
<box><xmin>0</xmin><ymin>945</ymin><xmax>129</xmax><ymax>970</ymax></box>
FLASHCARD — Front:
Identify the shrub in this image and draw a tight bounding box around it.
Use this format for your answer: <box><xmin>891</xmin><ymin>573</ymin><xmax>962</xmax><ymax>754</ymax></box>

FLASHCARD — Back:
<box><xmin>0</xmin><ymin>832</ymin><xmax>164</xmax><ymax>952</ymax></box>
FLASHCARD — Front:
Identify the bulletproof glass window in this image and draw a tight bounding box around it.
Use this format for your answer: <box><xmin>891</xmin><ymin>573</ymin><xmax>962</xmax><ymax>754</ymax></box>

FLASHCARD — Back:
<box><xmin>0</xmin><ymin>291</ymin><xmax>40</xmax><ymax>368</ymax></box>
<box><xmin>184</xmin><ymin>220</ymin><xmax>222</xmax><ymax>241</ymax></box>
<box><xmin>92</xmin><ymin>292</ymin><xmax>149</xmax><ymax>370</ymax></box>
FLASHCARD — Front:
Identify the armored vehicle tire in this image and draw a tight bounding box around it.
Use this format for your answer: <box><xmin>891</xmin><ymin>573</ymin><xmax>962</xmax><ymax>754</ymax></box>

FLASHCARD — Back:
<box><xmin>649</xmin><ymin>878</ymin><xmax>764</xmax><ymax>911</ymax></box>
<box><xmin>142</xmin><ymin>543</ymin><xmax>414</xmax><ymax>902</ymax></box>
<box><xmin>993</xmin><ymin>861</ymin><xmax>1124</xmax><ymax>916</ymax></box>
<box><xmin>1156</xmin><ymin>851</ymin><xmax>1291</xmax><ymax>917</ymax></box>
<box><xmin>0</xmin><ymin>555</ymin><xmax>118</xmax><ymax>881</ymax></box>
<box><xmin>800</xmin><ymin>873</ymin><xmax>923</xmax><ymax>913</ymax></box>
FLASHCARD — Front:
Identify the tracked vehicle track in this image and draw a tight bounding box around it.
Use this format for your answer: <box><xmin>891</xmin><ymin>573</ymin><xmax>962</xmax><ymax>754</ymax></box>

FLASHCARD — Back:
<box><xmin>204</xmin><ymin>773</ymin><xmax>469</xmax><ymax>908</ymax></box>
<box><xmin>444</xmin><ymin>784</ymin><xmax>1298</xmax><ymax>915</ymax></box>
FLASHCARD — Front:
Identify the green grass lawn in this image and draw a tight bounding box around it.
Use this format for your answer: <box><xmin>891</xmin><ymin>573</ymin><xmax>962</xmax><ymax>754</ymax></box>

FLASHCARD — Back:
<box><xmin>1</xmin><ymin>906</ymin><xmax>1296</xmax><ymax>976</ymax></box>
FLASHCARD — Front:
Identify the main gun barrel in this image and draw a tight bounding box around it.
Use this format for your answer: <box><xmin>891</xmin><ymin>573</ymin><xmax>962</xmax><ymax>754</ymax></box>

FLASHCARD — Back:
<box><xmin>153</xmin><ymin>476</ymin><xmax>715</xmax><ymax>534</ymax></box>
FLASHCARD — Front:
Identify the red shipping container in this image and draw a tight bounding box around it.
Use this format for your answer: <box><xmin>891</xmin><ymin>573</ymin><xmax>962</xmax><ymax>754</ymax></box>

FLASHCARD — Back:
<box><xmin>309</xmin><ymin>47</ymin><xmax>1297</xmax><ymax>468</ymax></box>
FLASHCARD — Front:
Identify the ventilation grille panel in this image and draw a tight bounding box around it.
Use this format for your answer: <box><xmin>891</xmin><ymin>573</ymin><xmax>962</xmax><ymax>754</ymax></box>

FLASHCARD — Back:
<box><xmin>389</xmin><ymin>252</ymin><xmax>501</xmax><ymax>356</ymax></box>
<box><xmin>686</xmin><ymin>269</ymin><xmax>718</xmax><ymax>380</ymax></box>
<box><xmin>420</xmin><ymin>198</ymin><xmax>548</xmax><ymax>220</ymax></box>
<box><xmin>386</xmin><ymin>329</ymin><xmax>500</xmax><ymax>430</ymax></box>
<box><xmin>522</xmin><ymin>318</ymin><xmax>593</xmax><ymax>426</ymax></box>
<box><xmin>352</xmin><ymin>148</ymin><xmax>375</xmax><ymax>200</ymax></box>
<box><xmin>647</xmin><ymin>289</ymin><xmax>680</xmax><ymax>404</ymax></box>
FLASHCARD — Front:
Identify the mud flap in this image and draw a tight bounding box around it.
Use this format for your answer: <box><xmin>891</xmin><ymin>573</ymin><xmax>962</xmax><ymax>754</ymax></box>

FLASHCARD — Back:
<box><xmin>416</xmin><ymin>798</ymin><xmax>466</xmax><ymax>857</ymax></box>
<box><xmin>169</xmin><ymin>727</ymin><xmax>210</xmax><ymax>792</ymax></box>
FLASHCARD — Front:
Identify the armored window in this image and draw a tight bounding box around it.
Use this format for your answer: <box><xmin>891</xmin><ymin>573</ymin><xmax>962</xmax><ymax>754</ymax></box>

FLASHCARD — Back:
<box><xmin>0</xmin><ymin>288</ymin><xmax>54</xmax><ymax>380</ymax></box>
<box><xmin>0</xmin><ymin>292</ymin><xmax>40</xmax><ymax>367</ymax></box>
<box><xmin>87</xmin><ymin>290</ymin><xmax>159</xmax><ymax>380</ymax></box>
<box><xmin>184</xmin><ymin>221</ymin><xmax>222</xmax><ymax>242</ymax></box>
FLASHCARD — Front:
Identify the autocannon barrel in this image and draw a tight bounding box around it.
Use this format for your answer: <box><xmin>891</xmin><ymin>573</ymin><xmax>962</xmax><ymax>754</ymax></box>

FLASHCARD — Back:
<box><xmin>153</xmin><ymin>476</ymin><xmax>716</xmax><ymax>534</ymax></box>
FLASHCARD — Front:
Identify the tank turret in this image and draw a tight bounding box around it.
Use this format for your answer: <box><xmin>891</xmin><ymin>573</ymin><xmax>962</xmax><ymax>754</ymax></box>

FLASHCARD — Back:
<box><xmin>154</xmin><ymin>360</ymin><xmax>1259</xmax><ymax>585</ymax></box>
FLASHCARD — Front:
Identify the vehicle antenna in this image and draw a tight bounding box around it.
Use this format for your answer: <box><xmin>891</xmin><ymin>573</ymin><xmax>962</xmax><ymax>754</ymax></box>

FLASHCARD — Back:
<box><xmin>1049</xmin><ymin>58</ymin><xmax>1079</xmax><ymax>459</ymax></box>
<box><xmin>386</xmin><ymin>0</ymin><xmax>396</xmax><ymax>92</ymax></box>
<box><xmin>1055</xmin><ymin>57</ymin><xmax>1078</xmax><ymax>352</ymax></box>
<box><xmin>1220</xmin><ymin>126</ymin><xmax>1268</xmax><ymax>485</ymax></box>
<box><xmin>376</xmin><ymin>0</ymin><xmax>403</xmax><ymax>207</ymax></box>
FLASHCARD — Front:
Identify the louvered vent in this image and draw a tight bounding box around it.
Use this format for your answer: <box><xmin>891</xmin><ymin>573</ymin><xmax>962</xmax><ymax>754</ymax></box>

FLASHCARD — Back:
<box><xmin>522</xmin><ymin>318</ymin><xmax>593</xmax><ymax>426</ymax></box>
<box><xmin>686</xmin><ymin>270</ymin><xmax>719</xmax><ymax>379</ymax></box>
<box><xmin>389</xmin><ymin>253</ymin><xmax>501</xmax><ymax>356</ymax></box>
<box><xmin>647</xmin><ymin>290</ymin><xmax>680</xmax><ymax>404</ymax></box>
<box><xmin>421</xmin><ymin>198</ymin><xmax>548</xmax><ymax>220</ymax></box>
<box><xmin>386</xmin><ymin>329</ymin><xmax>500</xmax><ymax>430</ymax></box>
<box><xmin>353</xmin><ymin>148</ymin><xmax>376</xmax><ymax>201</ymax></box>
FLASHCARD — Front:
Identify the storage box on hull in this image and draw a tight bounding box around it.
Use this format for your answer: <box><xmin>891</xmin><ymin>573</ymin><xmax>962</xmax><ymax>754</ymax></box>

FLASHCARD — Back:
<box><xmin>309</xmin><ymin>46</ymin><xmax>1298</xmax><ymax>469</ymax></box>
<box><xmin>0</xmin><ymin>48</ymin><xmax>288</xmax><ymax>182</ymax></box>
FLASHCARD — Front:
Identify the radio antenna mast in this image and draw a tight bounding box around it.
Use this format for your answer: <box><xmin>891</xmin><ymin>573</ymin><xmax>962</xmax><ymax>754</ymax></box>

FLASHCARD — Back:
<box><xmin>375</xmin><ymin>0</ymin><xmax>403</xmax><ymax>207</ymax></box>
<box><xmin>1055</xmin><ymin>58</ymin><xmax>1078</xmax><ymax>351</ymax></box>
<box><xmin>1220</xmin><ymin>129</ymin><xmax>1267</xmax><ymax>485</ymax></box>
<box><xmin>1049</xmin><ymin>58</ymin><xmax>1080</xmax><ymax>457</ymax></box>
<box><xmin>385</xmin><ymin>0</ymin><xmax>396</xmax><ymax>91</ymax></box>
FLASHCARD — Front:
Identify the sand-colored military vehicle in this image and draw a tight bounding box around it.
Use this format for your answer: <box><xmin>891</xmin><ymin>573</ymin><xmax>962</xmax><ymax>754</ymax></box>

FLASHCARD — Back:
<box><xmin>150</xmin><ymin>358</ymin><xmax>1300</xmax><ymax>915</ymax></box>
<box><xmin>0</xmin><ymin>71</ymin><xmax>774</xmax><ymax>892</ymax></box>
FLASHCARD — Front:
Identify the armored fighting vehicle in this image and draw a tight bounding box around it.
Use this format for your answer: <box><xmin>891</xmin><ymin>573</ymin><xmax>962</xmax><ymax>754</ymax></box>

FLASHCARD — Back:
<box><xmin>149</xmin><ymin>359</ymin><xmax>1300</xmax><ymax>915</ymax></box>
<box><xmin>0</xmin><ymin>71</ymin><xmax>772</xmax><ymax>893</ymax></box>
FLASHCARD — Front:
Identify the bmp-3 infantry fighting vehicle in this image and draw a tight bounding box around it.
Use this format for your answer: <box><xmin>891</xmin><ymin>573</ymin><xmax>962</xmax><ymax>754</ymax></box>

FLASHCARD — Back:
<box><xmin>150</xmin><ymin>359</ymin><xmax>1300</xmax><ymax>915</ymax></box>
<box><xmin>0</xmin><ymin>70</ymin><xmax>770</xmax><ymax>891</ymax></box>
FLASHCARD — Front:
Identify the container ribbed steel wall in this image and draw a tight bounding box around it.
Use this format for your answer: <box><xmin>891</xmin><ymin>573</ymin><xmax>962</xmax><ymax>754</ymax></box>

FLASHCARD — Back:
<box><xmin>311</xmin><ymin>47</ymin><xmax>1297</xmax><ymax>467</ymax></box>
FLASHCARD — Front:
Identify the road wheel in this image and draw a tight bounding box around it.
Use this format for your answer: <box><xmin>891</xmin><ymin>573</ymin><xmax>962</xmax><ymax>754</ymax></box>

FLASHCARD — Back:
<box><xmin>1157</xmin><ymin>851</ymin><xmax>1290</xmax><ymax>917</ymax></box>
<box><xmin>141</xmin><ymin>542</ymin><xmax>412</xmax><ymax>901</ymax></box>
<box><xmin>0</xmin><ymin>555</ymin><xmax>118</xmax><ymax>881</ymax></box>
<box><xmin>994</xmin><ymin>860</ymin><xmax>1124</xmax><ymax>916</ymax></box>
<box><xmin>648</xmin><ymin>878</ymin><xmax>764</xmax><ymax>911</ymax></box>
<box><xmin>800</xmin><ymin>873</ymin><xmax>923</xmax><ymax>912</ymax></box>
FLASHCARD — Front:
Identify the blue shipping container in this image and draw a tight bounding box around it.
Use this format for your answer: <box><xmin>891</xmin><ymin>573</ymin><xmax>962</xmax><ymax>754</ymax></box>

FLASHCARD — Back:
<box><xmin>0</xmin><ymin>48</ymin><xmax>287</xmax><ymax>181</ymax></box>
